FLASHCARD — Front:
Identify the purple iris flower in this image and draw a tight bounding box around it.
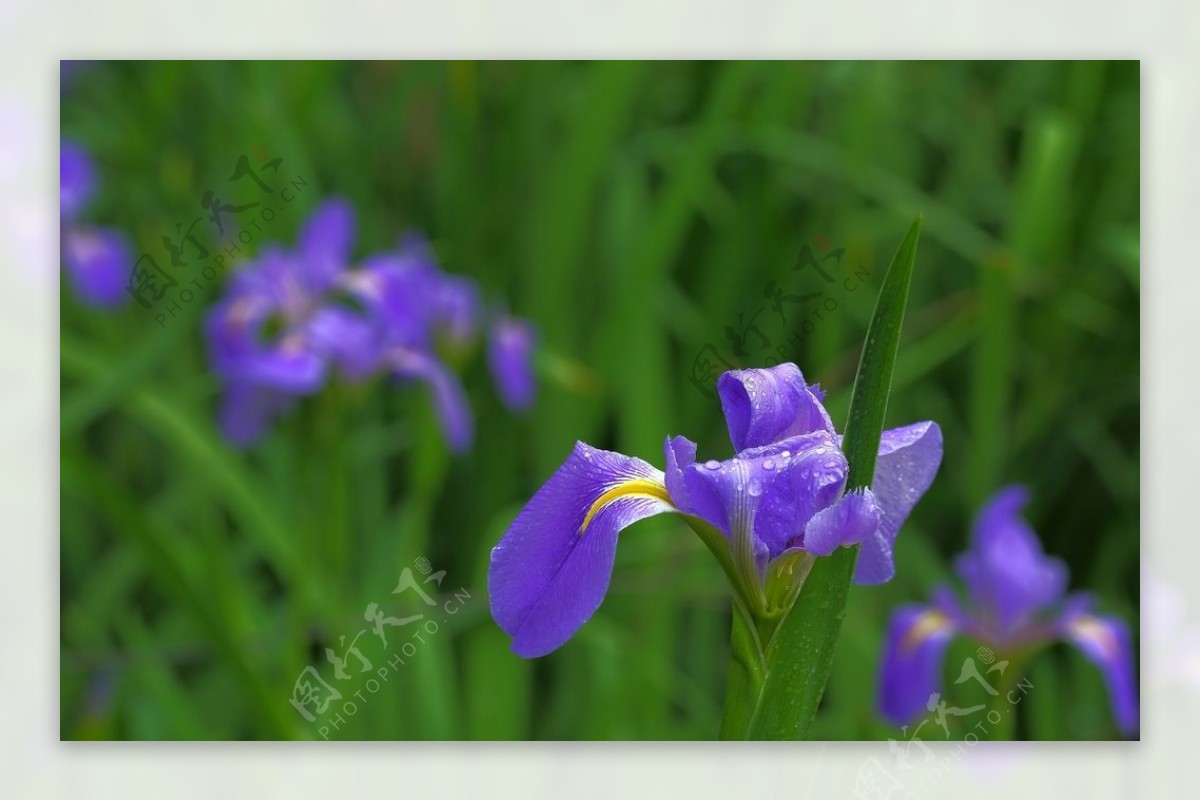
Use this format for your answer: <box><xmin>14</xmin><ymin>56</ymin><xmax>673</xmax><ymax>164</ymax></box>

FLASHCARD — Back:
<box><xmin>877</xmin><ymin>485</ymin><xmax>1139</xmax><ymax>736</ymax></box>
<box><xmin>60</xmin><ymin>140</ymin><xmax>132</xmax><ymax>309</ymax></box>
<box><xmin>488</xmin><ymin>315</ymin><xmax>537</xmax><ymax>412</ymax></box>
<box><xmin>488</xmin><ymin>362</ymin><xmax>942</xmax><ymax>658</ymax></box>
<box><xmin>205</xmin><ymin>198</ymin><xmax>369</xmax><ymax>445</ymax></box>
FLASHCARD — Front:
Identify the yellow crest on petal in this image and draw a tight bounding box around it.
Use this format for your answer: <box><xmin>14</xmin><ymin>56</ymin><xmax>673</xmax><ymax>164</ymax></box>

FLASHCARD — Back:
<box><xmin>901</xmin><ymin>609</ymin><xmax>952</xmax><ymax>654</ymax></box>
<box><xmin>580</xmin><ymin>478</ymin><xmax>673</xmax><ymax>536</ymax></box>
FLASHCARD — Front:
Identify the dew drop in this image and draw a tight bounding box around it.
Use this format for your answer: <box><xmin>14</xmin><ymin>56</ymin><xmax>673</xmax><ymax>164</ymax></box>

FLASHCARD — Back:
<box><xmin>747</xmin><ymin>478</ymin><xmax>764</xmax><ymax>497</ymax></box>
<box><xmin>763</xmin><ymin>459</ymin><xmax>775</xmax><ymax>471</ymax></box>
<box><xmin>705</xmin><ymin>460</ymin><xmax>720</xmax><ymax>470</ymax></box>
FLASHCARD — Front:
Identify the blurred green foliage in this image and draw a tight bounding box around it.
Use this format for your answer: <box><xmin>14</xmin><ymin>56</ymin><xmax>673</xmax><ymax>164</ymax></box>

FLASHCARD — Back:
<box><xmin>60</xmin><ymin>61</ymin><xmax>1139</xmax><ymax>740</ymax></box>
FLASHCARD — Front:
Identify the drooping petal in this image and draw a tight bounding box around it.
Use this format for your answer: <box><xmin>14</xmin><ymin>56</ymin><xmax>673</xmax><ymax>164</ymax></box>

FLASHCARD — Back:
<box><xmin>803</xmin><ymin>489</ymin><xmax>893</xmax><ymax>583</ymax></box>
<box><xmin>217</xmin><ymin>382</ymin><xmax>296</xmax><ymax>446</ymax></box>
<box><xmin>488</xmin><ymin>442</ymin><xmax>676</xmax><ymax>657</ymax></box>
<box><xmin>298</xmin><ymin>197</ymin><xmax>355</xmax><ymax>291</ymax></box>
<box><xmin>62</xmin><ymin>225</ymin><xmax>132</xmax><ymax>309</ymax></box>
<box><xmin>955</xmin><ymin>485</ymin><xmax>1067</xmax><ymax>639</ymax></box>
<box><xmin>870</xmin><ymin>421</ymin><xmax>943</xmax><ymax>578</ymax></box>
<box><xmin>488</xmin><ymin>316</ymin><xmax>536</xmax><ymax>411</ymax></box>
<box><xmin>717</xmin><ymin>363</ymin><xmax>836</xmax><ymax>452</ymax></box>
<box><xmin>389</xmin><ymin>348</ymin><xmax>474</xmax><ymax>453</ymax></box>
<box><xmin>60</xmin><ymin>141</ymin><xmax>95</xmax><ymax>220</ymax></box>
<box><xmin>1063</xmin><ymin>613</ymin><xmax>1139</xmax><ymax>736</ymax></box>
<box><xmin>878</xmin><ymin>605</ymin><xmax>958</xmax><ymax>726</ymax></box>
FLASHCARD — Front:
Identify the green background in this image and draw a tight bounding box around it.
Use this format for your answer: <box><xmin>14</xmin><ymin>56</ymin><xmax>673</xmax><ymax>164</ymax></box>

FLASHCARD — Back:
<box><xmin>60</xmin><ymin>60</ymin><xmax>1139</xmax><ymax>740</ymax></box>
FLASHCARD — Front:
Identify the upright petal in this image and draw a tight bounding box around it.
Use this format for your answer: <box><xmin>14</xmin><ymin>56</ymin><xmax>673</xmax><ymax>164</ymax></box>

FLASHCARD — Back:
<box><xmin>955</xmin><ymin>485</ymin><xmax>1067</xmax><ymax>639</ymax></box>
<box><xmin>298</xmin><ymin>197</ymin><xmax>355</xmax><ymax>290</ymax></box>
<box><xmin>870</xmin><ymin>421</ymin><xmax>943</xmax><ymax>576</ymax></box>
<box><xmin>60</xmin><ymin>141</ymin><xmax>95</xmax><ymax>220</ymax></box>
<box><xmin>878</xmin><ymin>605</ymin><xmax>958</xmax><ymax>726</ymax></box>
<box><xmin>62</xmin><ymin>226</ymin><xmax>132</xmax><ymax>309</ymax></box>
<box><xmin>389</xmin><ymin>348</ymin><xmax>474</xmax><ymax>453</ymax></box>
<box><xmin>488</xmin><ymin>316</ymin><xmax>536</xmax><ymax>411</ymax></box>
<box><xmin>488</xmin><ymin>443</ymin><xmax>676</xmax><ymax>657</ymax></box>
<box><xmin>1064</xmin><ymin>613</ymin><xmax>1140</xmax><ymax>736</ymax></box>
<box><xmin>717</xmin><ymin>363</ymin><xmax>835</xmax><ymax>452</ymax></box>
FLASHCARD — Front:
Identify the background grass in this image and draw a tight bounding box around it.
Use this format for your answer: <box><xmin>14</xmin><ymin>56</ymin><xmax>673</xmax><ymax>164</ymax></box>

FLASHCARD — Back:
<box><xmin>60</xmin><ymin>60</ymin><xmax>1139</xmax><ymax>740</ymax></box>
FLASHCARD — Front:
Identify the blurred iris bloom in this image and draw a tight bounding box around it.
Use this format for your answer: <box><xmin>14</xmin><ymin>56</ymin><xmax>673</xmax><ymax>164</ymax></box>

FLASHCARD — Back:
<box><xmin>488</xmin><ymin>362</ymin><xmax>942</xmax><ymax>658</ymax></box>
<box><xmin>877</xmin><ymin>485</ymin><xmax>1139</xmax><ymax>736</ymax></box>
<box><xmin>205</xmin><ymin>198</ymin><xmax>537</xmax><ymax>449</ymax></box>
<box><xmin>60</xmin><ymin>141</ymin><xmax>133</xmax><ymax>308</ymax></box>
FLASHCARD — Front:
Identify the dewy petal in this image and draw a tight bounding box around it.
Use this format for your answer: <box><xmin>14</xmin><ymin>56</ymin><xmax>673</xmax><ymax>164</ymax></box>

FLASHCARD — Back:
<box><xmin>62</xmin><ymin>225</ymin><xmax>132</xmax><ymax>309</ymax></box>
<box><xmin>684</xmin><ymin>430</ymin><xmax>846</xmax><ymax>561</ymax></box>
<box><xmin>389</xmin><ymin>348</ymin><xmax>474</xmax><ymax>453</ymax></box>
<box><xmin>488</xmin><ymin>442</ymin><xmax>676</xmax><ymax>657</ymax></box>
<box><xmin>955</xmin><ymin>485</ymin><xmax>1067</xmax><ymax>639</ymax></box>
<box><xmin>298</xmin><ymin>197</ymin><xmax>355</xmax><ymax>291</ymax></box>
<box><xmin>803</xmin><ymin>489</ymin><xmax>894</xmax><ymax>583</ymax></box>
<box><xmin>663</xmin><ymin>435</ymin><xmax>698</xmax><ymax>513</ymax></box>
<box><xmin>1063</xmin><ymin>613</ymin><xmax>1140</xmax><ymax>736</ymax></box>
<box><xmin>60</xmin><ymin>140</ymin><xmax>95</xmax><ymax>220</ymax></box>
<box><xmin>878</xmin><ymin>605</ymin><xmax>958</xmax><ymax>726</ymax></box>
<box><xmin>717</xmin><ymin>363</ymin><xmax>836</xmax><ymax>452</ymax></box>
<box><xmin>488</xmin><ymin>316</ymin><xmax>536</xmax><ymax>411</ymax></box>
<box><xmin>870</xmin><ymin>421</ymin><xmax>943</xmax><ymax>576</ymax></box>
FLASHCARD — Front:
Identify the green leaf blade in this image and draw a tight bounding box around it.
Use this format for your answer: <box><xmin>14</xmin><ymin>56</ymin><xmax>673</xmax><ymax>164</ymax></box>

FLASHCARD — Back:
<box><xmin>742</xmin><ymin>215</ymin><xmax>924</xmax><ymax>740</ymax></box>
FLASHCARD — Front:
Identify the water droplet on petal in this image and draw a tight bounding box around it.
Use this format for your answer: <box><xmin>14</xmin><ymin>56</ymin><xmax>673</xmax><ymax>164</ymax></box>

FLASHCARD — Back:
<box><xmin>763</xmin><ymin>459</ymin><xmax>775</xmax><ymax>471</ymax></box>
<box><xmin>747</xmin><ymin>478</ymin><xmax>763</xmax><ymax>497</ymax></box>
<box><xmin>705</xmin><ymin>460</ymin><xmax>720</xmax><ymax>470</ymax></box>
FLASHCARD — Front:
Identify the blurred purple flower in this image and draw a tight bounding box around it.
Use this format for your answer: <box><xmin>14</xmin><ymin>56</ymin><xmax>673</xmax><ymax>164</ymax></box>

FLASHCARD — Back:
<box><xmin>206</xmin><ymin>204</ymin><xmax>536</xmax><ymax>452</ymax></box>
<box><xmin>205</xmin><ymin>198</ymin><xmax>363</xmax><ymax>445</ymax></box>
<box><xmin>488</xmin><ymin>362</ymin><xmax>942</xmax><ymax>657</ymax></box>
<box><xmin>877</xmin><ymin>485</ymin><xmax>1139</xmax><ymax>736</ymax></box>
<box><xmin>60</xmin><ymin>140</ymin><xmax>131</xmax><ymax>309</ymax></box>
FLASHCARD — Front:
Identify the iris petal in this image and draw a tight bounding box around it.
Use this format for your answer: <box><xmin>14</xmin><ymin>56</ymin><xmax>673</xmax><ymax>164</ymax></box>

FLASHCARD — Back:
<box><xmin>298</xmin><ymin>197</ymin><xmax>355</xmax><ymax>291</ymax></box>
<box><xmin>488</xmin><ymin>443</ymin><xmax>676</xmax><ymax>657</ymax></box>
<box><xmin>62</xmin><ymin>226</ymin><xmax>132</xmax><ymax>309</ymax></box>
<box><xmin>870</xmin><ymin>421</ymin><xmax>943</xmax><ymax>579</ymax></box>
<box><xmin>803</xmin><ymin>489</ymin><xmax>894</xmax><ymax>583</ymax></box>
<box><xmin>1064</xmin><ymin>613</ymin><xmax>1140</xmax><ymax>736</ymax></box>
<box><xmin>682</xmin><ymin>430</ymin><xmax>845</xmax><ymax>561</ymax></box>
<box><xmin>878</xmin><ymin>605</ymin><xmax>957</xmax><ymax>726</ymax></box>
<box><xmin>389</xmin><ymin>349</ymin><xmax>474</xmax><ymax>453</ymax></box>
<box><xmin>488</xmin><ymin>316</ymin><xmax>536</xmax><ymax>411</ymax></box>
<box><xmin>955</xmin><ymin>484</ymin><xmax>1067</xmax><ymax>638</ymax></box>
<box><xmin>717</xmin><ymin>363</ymin><xmax>835</xmax><ymax>451</ymax></box>
<box><xmin>60</xmin><ymin>141</ymin><xmax>95</xmax><ymax>220</ymax></box>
